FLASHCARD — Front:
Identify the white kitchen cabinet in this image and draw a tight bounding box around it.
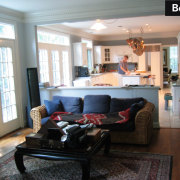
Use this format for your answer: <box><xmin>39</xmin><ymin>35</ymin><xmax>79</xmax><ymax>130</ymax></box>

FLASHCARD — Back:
<box><xmin>109</xmin><ymin>45</ymin><xmax>139</xmax><ymax>63</ymax></box>
<box><xmin>103</xmin><ymin>46</ymin><xmax>112</xmax><ymax>64</ymax></box>
<box><xmin>94</xmin><ymin>45</ymin><xmax>139</xmax><ymax>64</ymax></box>
<box><xmin>73</xmin><ymin>42</ymin><xmax>87</xmax><ymax>66</ymax></box>
<box><xmin>94</xmin><ymin>46</ymin><xmax>112</xmax><ymax>64</ymax></box>
<box><xmin>94</xmin><ymin>46</ymin><xmax>104</xmax><ymax>64</ymax></box>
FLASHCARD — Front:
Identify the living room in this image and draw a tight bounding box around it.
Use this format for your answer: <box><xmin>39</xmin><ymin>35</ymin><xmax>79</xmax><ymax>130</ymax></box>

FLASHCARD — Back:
<box><xmin>0</xmin><ymin>0</ymin><xmax>180</xmax><ymax>179</ymax></box>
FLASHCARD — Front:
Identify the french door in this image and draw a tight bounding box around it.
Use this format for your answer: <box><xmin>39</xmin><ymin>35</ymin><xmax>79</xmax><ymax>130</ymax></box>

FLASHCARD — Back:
<box><xmin>0</xmin><ymin>40</ymin><xmax>21</xmax><ymax>137</ymax></box>
<box><xmin>38</xmin><ymin>43</ymin><xmax>71</xmax><ymax>86</ymax></box>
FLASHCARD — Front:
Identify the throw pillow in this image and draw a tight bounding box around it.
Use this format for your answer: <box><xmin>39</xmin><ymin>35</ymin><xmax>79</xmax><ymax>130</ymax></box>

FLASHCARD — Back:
<box><xmin>130</xmin><ymin>100</ymin><xmax>145</xmax><ymax>119</ymax></box>
<box><xmin>52</xmin><ymin>96</ymin><xmax>83</xmax><ymax>113</ymax></box>
<box><xmin>44</xmin><ymin>100</ymin><xmax>62</xmax><ymax>116</ymax></box>
<box><xmin>110</xmin><ymin>97</ymin><xmax>144</xmax><ymax>112</ymax></box>
<box><xmin>83</xmin><ymin>95</ymin><xmax>111</xmax><ymax>114</ymax></box>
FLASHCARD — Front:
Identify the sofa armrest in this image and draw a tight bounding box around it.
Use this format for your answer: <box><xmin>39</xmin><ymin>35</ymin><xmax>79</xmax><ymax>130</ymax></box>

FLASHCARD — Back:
<box><xmin>30</xmin><ymin>105</ymin><xmax>47</xmax><ymax>133</ymax></box>
<box><xmin>135</xmin><ymin>102</ymin><xmax>155</xmax><ymax>128</ymax></box>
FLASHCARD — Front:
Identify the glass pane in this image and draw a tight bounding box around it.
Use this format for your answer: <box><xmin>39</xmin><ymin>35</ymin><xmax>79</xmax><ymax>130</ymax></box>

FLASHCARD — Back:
<box><xmin>10</xmin><ymin>91</ymin><xmax>15</xmax><ymax>105</ymax></box>
<box><xmin>8</xmin><ymin>63</ymin><xmax>14</xmax><ymax>76</ymax></box>
<box><xmin>170</xmin><ymin>46</ymin><xmax>178</xmax><ymax>73</ymax></box>
<box><xmin>62</xmin><ymin>51</ymin><xmax>69</xmax><ymax>85</ymax></box>
<box><xmin>7</xmin><ymin>106</ymin><xmax>12</xmax><ymax>121</ymax></box>
<box><xmin>2</xmin><ymin>108</ymin><xmax>7</xmax><ymax>123</ymax></box>
<box><xmin>0</xmin><ymin>47</ymin><xmax>17</xmax><ymax>123</ymax></box>
<box><xmin>12</xmin><ymin>105</ymin><xmax>17</xmax><ymax>119</ymax></box>
<box><xmin>9</xmin><ymin>77</ymin><xmax>15</xmax><ymax>90</ymax></box>
<box><xmin>52</xmin><ymin>50</ymin><xmax>60</xmax><ymax>86</ymax></box>
<box><xmin>1</xmin><ymin>93</ymin><xmax>5</xmax><ymax>108</ymax></box>
<box><xmin>37</xmin><ymin>31</ymin><xmax>70</xmax><ymax>46</ymax></box>
<box><xmin>3</xmin><ymin>63</ymin><xmax>8</xmax><ymax>77</ymax></box>
<box><xmin>0</xmin><ymin>23</ymin><xmax>15</xmax><ymax>39</ymax></box>
<box><xmin>1</xmin><ymin>48</ymin><xmax>6</xmax><ymax>62</ymax></box>
<box><xmin>39</xmin><ymin>49</ymin><xmax>49</xmax><ymax>83</ymax></box>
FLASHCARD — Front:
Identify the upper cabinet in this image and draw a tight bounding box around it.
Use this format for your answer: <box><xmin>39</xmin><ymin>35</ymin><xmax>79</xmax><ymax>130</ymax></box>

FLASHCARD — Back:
<box><xmin>94</xmin><ymin>46</ymin><xmax>104</xmax><ymax>64</ymax></box>
<box><xmin>73</xmin><ymin>42</ymin><xmax>87</xmax><ymax>66</ymax></box>
<box><xmin>94</xmin><ymin>45</ymin><xmax>139</xmax><ymax>64</ymax></box>
<box><xmin>111</xmin><ymin>46</ymin><xmax>139</xmax><ymax>63</ymax></box>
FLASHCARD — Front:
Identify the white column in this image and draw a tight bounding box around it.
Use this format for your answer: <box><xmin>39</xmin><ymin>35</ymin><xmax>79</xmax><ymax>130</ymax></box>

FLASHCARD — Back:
<box><xmin>177</xmin><ymin>32</ymin><xmax>180</xmax><ymax>77</ymax></box>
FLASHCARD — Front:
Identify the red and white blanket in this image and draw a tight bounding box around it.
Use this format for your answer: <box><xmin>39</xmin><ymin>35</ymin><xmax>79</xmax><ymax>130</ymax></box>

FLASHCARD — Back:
<box><xmin>50</xmin><ymin>108</ymin><xmax>130</xmax><ymax>125</ymax></box>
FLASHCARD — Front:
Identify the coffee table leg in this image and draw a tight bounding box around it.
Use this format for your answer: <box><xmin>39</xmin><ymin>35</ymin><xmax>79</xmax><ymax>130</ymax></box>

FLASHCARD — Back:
<box><xmin>104</xmin><ymin>134</ymin><xmax>111</xmax><ymax>154</ymax></box>
<box><xmin>81</xmin><ymin>160</ymin><xmax>90</xmax><ymax>180</ymax></box>
<box><xmin>14</xmin><ymin>151</ymin><xmax>26</xmax><ymax>173</ymax></box>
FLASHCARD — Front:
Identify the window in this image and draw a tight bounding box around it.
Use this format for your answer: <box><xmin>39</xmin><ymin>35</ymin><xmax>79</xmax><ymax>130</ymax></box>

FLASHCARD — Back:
<box><xmin>37</xmin><ymin>31</ymin><xmax>69</xmax><ymax>46</ymax></box>
<box><xmin>81</xmin><ymin>38</ymin><xmax>93</xmax><ymax>70</ymax></box>
<box><xmin>38</xmin><ymin>49</ymin><xmax>49</xmax><ymax>83</ymax></box>
<box><xmin>37</xmin><ymin>30</ymin><xmax>71</xmax><ymax>86</ymax></box>
<box><xmin>81</xmin><ymin>38</ymin><xmax>93</xmax><ymax>48</ymax></box>
<box><xmin>170</xmin><ymin>46</ymin><xmax>178</xmax><ymax>73</ymax></box>
<box><xmin>0</xmin><ymin>47</ymin><xmax>17</xmax><ymax>122</ymax></box>
<box><xmin>52</xmin><ymin>51</ymin><xmax>60</xmax><ymax>86</ymax></box>
<box><xmin>0</xmin><ymin>23</ymin><xmax>15</xmax><ymax>39</ymax></box>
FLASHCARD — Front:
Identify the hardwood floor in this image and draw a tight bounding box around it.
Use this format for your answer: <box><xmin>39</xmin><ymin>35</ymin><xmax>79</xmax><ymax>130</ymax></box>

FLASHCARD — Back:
<box><xmin>0</xmin><ymin>127</ymin><xmax>179</xmax><ymax>179</ymax></box>
<box><xmin>0</xmin><ymin>128</ymin><xmax>32</xmax><ymax>158</ymax></box>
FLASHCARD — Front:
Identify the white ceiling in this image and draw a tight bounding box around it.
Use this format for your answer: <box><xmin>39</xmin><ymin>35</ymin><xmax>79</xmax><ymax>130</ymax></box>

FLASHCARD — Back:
<box><xmin>62</xmin><ymin>16</ymin><xmax>180</xmax><ymax>36</ymax></box>
<box><xmin>44</xmin><ymin>15</ymin><xmax>180</xmax><ymax>39</ymax></box>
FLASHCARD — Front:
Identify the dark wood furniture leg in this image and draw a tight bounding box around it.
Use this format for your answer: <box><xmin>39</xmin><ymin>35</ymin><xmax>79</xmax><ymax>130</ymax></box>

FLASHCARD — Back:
<box><xmin>104</xmin><ymin>134</ymin><xmax>111</xmax><ymax>154</ymax></box>
<box><xmin>14</xmin><ymin>151</ymin><xmax>26</xmax><ymax>173</ymax></box>
<box><xmin>81</xmin><ymin>160</ymin><xmax>90</xmax><ymax>180</ymax></box>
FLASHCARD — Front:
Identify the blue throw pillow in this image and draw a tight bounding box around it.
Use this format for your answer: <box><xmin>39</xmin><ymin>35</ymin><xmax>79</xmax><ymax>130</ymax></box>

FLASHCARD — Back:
<box><xmin>44</xmin><ymin>100</ymin><xmax>62</xmax><ymax>116</ymax></box>
<box><xmin>110</xmin><ymin>97</ymin><xmax>144</xmax><ymax>112</ymax></box>
<box><xmin>52</xmin><ymin>96</ymin><xmax>82</xmax><ymax>113</ymax></box>
<box><xmin>83</xmin><ymin>95</ymin><xmax>111</xmax><ymax>114</ymax></box>
<box><xmin>130</xmin><ymin>100</ymin><xmax>145</xmax><ymax>119</ymax></box>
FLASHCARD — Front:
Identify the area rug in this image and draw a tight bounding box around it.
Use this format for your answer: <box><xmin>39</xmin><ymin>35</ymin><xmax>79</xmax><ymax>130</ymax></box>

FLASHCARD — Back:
<box><xmin>0</xmin><ymin>150</ymin><xmax>172</xmax><ymax>180</ymax></box>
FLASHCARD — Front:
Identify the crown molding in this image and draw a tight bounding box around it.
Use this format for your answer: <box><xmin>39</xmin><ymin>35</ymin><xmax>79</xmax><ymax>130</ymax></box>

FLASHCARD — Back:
<box><xmin>97</xmin><ymin>31</ymin><xmax>179</xmax><ymax>41</ymax></box>
<box><xmin>24</xmin><ymin>5</ymin><xmax>164</xmax><ymax>23</ymax></box>
<box><xmin>0</xmin><ymin>6</ymin><xmax>24</xmax><ymax>22</ymax></box>
<box><xmin>38</xmin><ymin>24</ymin><xmax>99</xmax><ymax>41</ymax></box>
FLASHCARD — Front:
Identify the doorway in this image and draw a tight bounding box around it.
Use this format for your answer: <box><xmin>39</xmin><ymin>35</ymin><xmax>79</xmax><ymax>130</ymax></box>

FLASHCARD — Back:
<box><xmin>0</xmin><ymin>23</ymin><xmax>21</xmax><ymax>137</ymax></box>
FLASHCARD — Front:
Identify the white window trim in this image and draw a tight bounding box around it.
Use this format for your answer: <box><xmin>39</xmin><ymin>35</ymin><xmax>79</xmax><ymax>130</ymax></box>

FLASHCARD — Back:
<box><xmin>38</xmin><ymin>42</ymin><xmax>72</xmax><ymax>86</ymax></box>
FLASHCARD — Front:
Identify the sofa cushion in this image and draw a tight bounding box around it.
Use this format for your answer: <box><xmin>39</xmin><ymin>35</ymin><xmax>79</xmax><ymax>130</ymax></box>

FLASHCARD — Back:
<box><xmin>83</xmin><ymin>95</ymin><xmax>111</xmax><ymax>114</ymax></box>
<box><xmin>110</xmin><ymin>97</ymin><xmax>144</xmax><ymax>112</ymax></box>
<box><xmin>44</xmin><ymin>100</ymin><xmax>62</xmax><ymax>116</ymax></box>
<box><xmin>41</xmin><ymin>116</ymin><xmax>50</xmax><ymax>125</ymax></box>
<box><xmin>130</xmin><ymin>100</ymin><xmax>145</xmax><ymax>119</ymax></box>
<box><xmin>53</xmin><ymin>96</ymin><xmax>82</xmax><ymax>113</ymax></box>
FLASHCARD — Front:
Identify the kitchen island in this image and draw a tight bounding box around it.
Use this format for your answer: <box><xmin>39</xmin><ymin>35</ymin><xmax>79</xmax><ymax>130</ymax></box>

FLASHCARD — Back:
<box><xmin>40</xmin><ymin>86</ymin><xmax>160</xmax><ymax>128</ymax></box>
<box><xmin>74</xmin><ymin>72</ymin><xmax>151</xmax><ymax>87</ymax></box>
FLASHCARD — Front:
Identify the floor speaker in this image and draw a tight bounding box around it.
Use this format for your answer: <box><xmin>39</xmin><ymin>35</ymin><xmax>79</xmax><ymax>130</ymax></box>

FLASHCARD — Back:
<box><xmin>27</xmin><ymin>68</ymin><xmax>41</xmax><ymax>108</ymax></box>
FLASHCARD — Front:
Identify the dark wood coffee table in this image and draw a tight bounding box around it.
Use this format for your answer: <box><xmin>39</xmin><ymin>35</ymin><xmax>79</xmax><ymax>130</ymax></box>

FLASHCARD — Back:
<box><xmin>14</xmin><ymin>131</ymin><xmax>111</xmax><ymax>180</ymax></box>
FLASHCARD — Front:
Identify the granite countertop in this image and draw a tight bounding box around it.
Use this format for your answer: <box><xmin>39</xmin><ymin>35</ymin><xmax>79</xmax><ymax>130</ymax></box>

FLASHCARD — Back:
<box><xmin>40</xmin><ymin>86</ymin><xmax>160</xmax><ymax>90</ymax></box>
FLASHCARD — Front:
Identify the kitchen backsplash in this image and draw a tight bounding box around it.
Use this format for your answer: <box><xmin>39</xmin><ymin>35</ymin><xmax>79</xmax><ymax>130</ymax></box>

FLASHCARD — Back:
<box><xmin>100</xmin><ymin>63</ymin><xmax>137</xmax><ymax>72</ymax></box>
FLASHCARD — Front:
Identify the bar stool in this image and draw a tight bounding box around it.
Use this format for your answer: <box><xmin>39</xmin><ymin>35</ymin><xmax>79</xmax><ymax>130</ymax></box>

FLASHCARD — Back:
<box><xmin>164</xmin><ymin>93</ymin><xmax>172</xmax><ymax>110</ymax></box>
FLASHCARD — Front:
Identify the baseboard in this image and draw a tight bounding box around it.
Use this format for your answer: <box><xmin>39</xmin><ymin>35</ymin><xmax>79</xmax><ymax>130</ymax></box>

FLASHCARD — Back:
<box><xmin>153</xmin><ymin>122</ymin><xmax>160</xmax><ymax>128</ymax></box>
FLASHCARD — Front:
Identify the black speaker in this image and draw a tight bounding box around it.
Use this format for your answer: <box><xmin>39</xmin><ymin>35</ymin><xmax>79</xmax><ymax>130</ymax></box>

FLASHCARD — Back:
<box><xmin>27</xmin><ymin>68</ymin><xmax>41</xmax><ymax>108</ymax></box>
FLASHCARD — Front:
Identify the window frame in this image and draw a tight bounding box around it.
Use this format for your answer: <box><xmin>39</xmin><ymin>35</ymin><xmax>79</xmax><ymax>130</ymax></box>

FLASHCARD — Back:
<box><xmin>170</xmin><ymin>46</ymin><xmax>178</xmax><ymax>73</ymax></box>
<box><xmin>37</xmin><ymin>42</ymin><xmax>72</xmax><ymax>86</ymax></box>
<box><xmin>81</xmin><ymin>38</ymin><xmax>94</xmax><ymax>70</ymax></box>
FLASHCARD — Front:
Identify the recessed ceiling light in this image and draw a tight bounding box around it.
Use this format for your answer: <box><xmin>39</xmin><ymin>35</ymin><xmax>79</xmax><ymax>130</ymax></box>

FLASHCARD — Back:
<box><xmin>126</xmin><ymin>30</ymin><xmax>129</xmax><ymax>32</ymax></box>
<box><xmin>146</xmin><ymin>24</ymin><xmax>149</xmax><ymax>26</ymax></box>
<box><xmin>122</xmin><ymin>28</ymin><xmax>126</xmax><ymax>30</ymax></box>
